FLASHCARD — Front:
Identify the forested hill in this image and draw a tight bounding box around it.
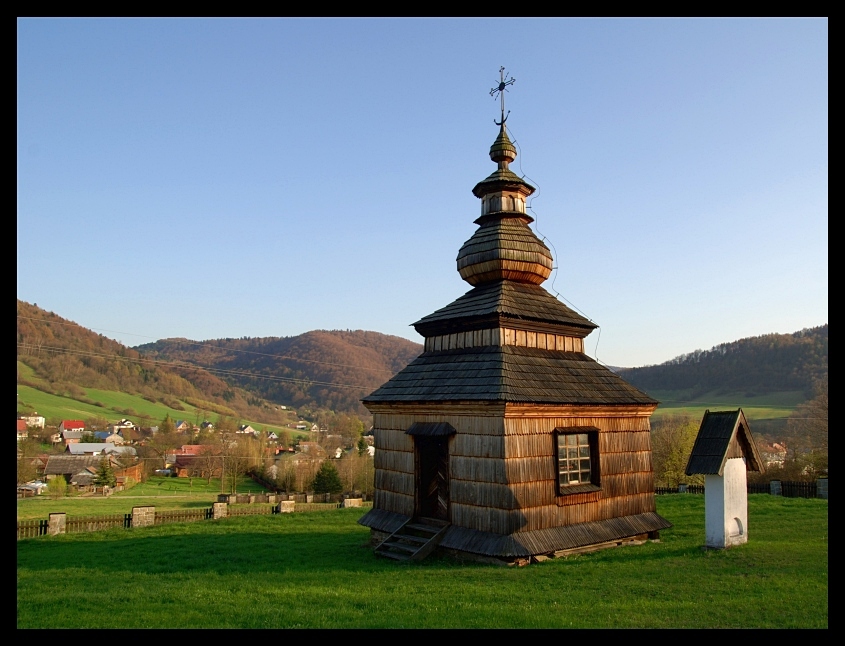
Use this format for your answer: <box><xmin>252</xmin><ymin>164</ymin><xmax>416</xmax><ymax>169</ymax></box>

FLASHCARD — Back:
<box><xmin>617</xmin><ymin>325</ymin><xmax>828</xmax><ymax>398</ymax></box>
<box><xmin>134</xmin><ymin>331</ymin><xmax>423</xmax><ymax>417</ymax></box>
<box><xmin>16</xmin><ymin>300</ymin><xmax>287</xmax><ymax>424</ymax></box>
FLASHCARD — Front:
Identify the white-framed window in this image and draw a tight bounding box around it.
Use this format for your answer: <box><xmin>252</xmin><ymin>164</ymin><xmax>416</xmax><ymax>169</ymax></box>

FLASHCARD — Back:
<box><xmin>555</xmin><ymin>427</ymin><xmax>600</xmax><ymax>495</ymax></box>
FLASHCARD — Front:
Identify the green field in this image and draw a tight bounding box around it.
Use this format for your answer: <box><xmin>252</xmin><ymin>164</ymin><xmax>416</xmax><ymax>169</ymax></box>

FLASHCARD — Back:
<box><xmin>648</xmin><ymin>389</ymin><xmax>804</xmax><ymax>434</ymax></box>
<box><xmin>16</xmin><ymin>381</ymin><xmax>298</xmax><ymax>436</ymax></box>
<box><xmin>16</xmin><ymin>476</ymin><xmax>269</xmax><ymax>521</ymax></box>
<box><xmin>16</xmin><ymin>495</ymin><xmax>827</xmax><ymax>628</ymax></box>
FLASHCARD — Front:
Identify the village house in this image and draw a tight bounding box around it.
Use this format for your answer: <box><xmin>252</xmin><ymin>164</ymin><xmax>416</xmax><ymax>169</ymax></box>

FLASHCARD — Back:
<box><xmin>17</xmin><ymin>420</ymin><xmax>28</xmax><ymax>442</ymax></box>
<box><xmin>58</xmin><ymin>420</ymin><xmax>85</xmax><ymax>434</ymax></box>
<box><xmin>359</xmin><ymin>82</ymin><xmax>670</xmax><ymax>562</ymax></box>
<box><xmin>43</xmin><ymin>453</ymin><xmax>142</xmax><ymax>491</ymax></box>
<box><xmin>19</xmin><ymin>412</ymin><xmax>45</xmax><ymax>429</ymax></box>
<box><xmin>61</xmin><ymin>429</ymin><xmax>84</xmax><ymax>446</ymax></box>
<box><xmin>108</xmin><ymin>418</ymin><xmax>138</xmax><ymax>435</ymax></box>
<box><xmin>759</xmin><ymin>442</ymin><xmax>788</xmax><ymax>468</ymax></box>
<box><xmin>93</xmin><ymin>431</ymin><xmax>125</xmax><ymax>445</ymax></box>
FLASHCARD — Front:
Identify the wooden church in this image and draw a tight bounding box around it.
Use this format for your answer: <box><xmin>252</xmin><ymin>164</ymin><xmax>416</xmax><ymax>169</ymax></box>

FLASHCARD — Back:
<box><xmin>359</xmin><ymin>79</ymin><xmax>671</xmax><ymax>562</ymax></box>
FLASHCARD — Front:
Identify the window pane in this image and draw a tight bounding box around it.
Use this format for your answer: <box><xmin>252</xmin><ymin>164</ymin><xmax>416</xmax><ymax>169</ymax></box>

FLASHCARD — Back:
<box><xmin>558</xmin><ymin>432</ymin><xmax>595</xmax><ymax>490</ymax></box>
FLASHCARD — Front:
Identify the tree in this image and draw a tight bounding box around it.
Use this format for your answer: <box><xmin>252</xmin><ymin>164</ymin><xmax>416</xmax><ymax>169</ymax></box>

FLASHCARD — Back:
<box><xmin>357</xmin><ymin>435</ymin><xmax>368</xmax><ymax>457</ymax></box>
<box><xmin>47</xmin><ymin>476</ymin><xmax>67</xmax><ymax>499</ymax></box>
<box><xmin>782</xmin><ymin>375</ymin><xmax>828</xmax><ymax>479</ymax></box>
<box><xmin>160</xmin><ymin>414</ymin><xmax>176</xmax><ymax>435</ymax></box>
<box><xmin>650</xmin><ymin>415</ymin><xmax>703</xmax><ymax>488</ymax></box>
<box><xmin>311</xmin><ymin>460</ymin><xmax>343</xmax><ymax>495</ymax></box>
<box><xmin>94</xmin><ymin>458</ymin><xmax>117</xmax><ymax>488</ymax></box>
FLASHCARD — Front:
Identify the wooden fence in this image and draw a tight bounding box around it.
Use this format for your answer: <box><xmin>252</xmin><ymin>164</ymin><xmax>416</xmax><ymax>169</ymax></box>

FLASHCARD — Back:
<box><xmin>17</xmin><ymin>499</ymin><xmax>373</xmax><ymax>540</ymax></box>
<box><xmin>66</xmin><ymin>514</ymin><xmax>130</xmax><ymax>534</ymax></box>
<box><xmin>153</xmin><ymin>508</ymin><xmax>213</xmax><ymax>525</ymax></box>
<box><xmin>17</xmin><ymin>519</ymin><xmax>48</xmax><ymax>539</ymax></box>
<box><xmin>655</xmin><ymin>480</ymin><xmax>822</xmax><ymax>498</ymax></box>
<box><xmin>781</xmin><ymin>481</ymin><xmax>818</xmax><ymax>498</ymax></box>
<box><xmin>655</xmin><ymin>485</ymin><xmax>705</xmax><ymax>495</ymax></box>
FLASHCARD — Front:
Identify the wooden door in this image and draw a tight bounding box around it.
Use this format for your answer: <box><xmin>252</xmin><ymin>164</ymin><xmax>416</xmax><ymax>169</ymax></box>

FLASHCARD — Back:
<box><xmin>415</xmin><ymin>436</ymin><xmax>450</xmax><ymax>521</ymax></box>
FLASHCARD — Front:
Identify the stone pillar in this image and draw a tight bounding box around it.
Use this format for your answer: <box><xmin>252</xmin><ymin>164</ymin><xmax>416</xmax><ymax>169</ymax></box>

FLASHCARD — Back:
<box><xmin>817</xmin><ymin>478</ymin><xmax>828</xmax><ymax>500</ymax></box>
<box><xmin>48</xmin><ymin>513</ymin><xmax>66</xmax><ymax>536</ymax></box>
<box><xmin>213</xmin><ymin>502</ymin><xmax>228</xmax><ymax>519</ymax></box>
<box><xmin>678</xmin><ymin>484</ymin><xmax>688</xmax><ymax>493</ymax></box>
<box><xmin>306</xmin><ymin>494</ymin><xmax>314</xmax><ymax>503</ymax></box>
<box><xmin>770</xmin><ymin>480</ymin><xmax>782</xmax><ymax>496</ymax></box>
<box><xmin>280</xmin><ymin>501</ymin><xmax>295</xmax><ymax>513</ymax></box>
<box><xmin>248</xmin><ymin>495</ymin><xmax>255</xmax><ymax>504</ymax></box>
<box><xmin>267</xmin><ymin>494</ymin><xmax>276</xmax><ymax>504</ymax></box>
<box><xmin>132</xmin><ymin>506</ymin><xmax>156</xmax><ymax>528</ymax></box>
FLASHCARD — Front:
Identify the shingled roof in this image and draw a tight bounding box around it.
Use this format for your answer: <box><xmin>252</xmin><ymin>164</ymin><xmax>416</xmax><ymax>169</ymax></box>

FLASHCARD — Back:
<box><xmin>413</xmin><ymin>280</ymin><xmax>597</xmax><ymax>337</ymax></box>
<box><xmin>364</xmin><ymin>345</ymin><xmax>656</xmax><ymax>405</ymax></box>
<box><xmin>43</xmin><ymin>455</ymin><xmax>112</xmax><ymax>476</ymax></box>
<box><xmin>685</xmin><ymin>409</ymin><xmax>764</xmax><ymax>476</ymax></box>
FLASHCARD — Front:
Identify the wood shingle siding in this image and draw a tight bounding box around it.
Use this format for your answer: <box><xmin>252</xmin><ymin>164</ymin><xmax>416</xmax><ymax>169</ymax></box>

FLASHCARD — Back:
<box><xmin>373</xmin><ymin>449</ymin><xmax>413</xmax><ymax>472</ymax></box>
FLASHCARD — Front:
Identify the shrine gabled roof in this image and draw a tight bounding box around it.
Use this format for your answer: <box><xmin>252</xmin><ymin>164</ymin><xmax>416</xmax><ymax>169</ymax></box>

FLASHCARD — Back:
<box><xmin>363</xmin><ymin>345</ymin><xmax>657</xmax><ymax>406</ymax></box>
<box><xmin>413</xmin><ymin>280</ymin><xmax>597</xmax><ymax>336</ymax></box>
<box><xmin>685</xmin><ymin>409</ymin><xmax>764</xmax><ymax>475</ymax></box>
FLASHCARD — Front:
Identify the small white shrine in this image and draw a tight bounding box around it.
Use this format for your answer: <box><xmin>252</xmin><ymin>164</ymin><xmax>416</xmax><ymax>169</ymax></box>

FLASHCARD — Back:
<box><xmin>685</xmin><ymin>409</ymin><xmax>764</xmax><ymax>548</ymax></box>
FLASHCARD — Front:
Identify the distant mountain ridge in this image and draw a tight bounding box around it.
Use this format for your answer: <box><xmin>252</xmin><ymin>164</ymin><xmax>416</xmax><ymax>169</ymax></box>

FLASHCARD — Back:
<box><xmin>18</xmin><ymin>298</ymin><xmax>825</xmax><ymax>418</ymax></box>
<box><xmin>134</xmin><ymin>331</ymin><xmax>423</xmax><ymax>417</ymax></box>
<box><xmin>617</xmin><ymin>325</ymin><xmax>828</xmax><ymax>399</ymax></box>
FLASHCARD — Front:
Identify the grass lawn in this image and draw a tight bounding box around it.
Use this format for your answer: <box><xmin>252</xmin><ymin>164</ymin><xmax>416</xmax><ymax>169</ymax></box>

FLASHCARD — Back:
<box><xmin>16</xmin><ymin>476</ymin><xmax>269</xmax><ymax>521</ymax></box>
<box><xmin>16</xmin><ymin>495</ymin><xmax>827</xmax><ymax>628</ymax></box>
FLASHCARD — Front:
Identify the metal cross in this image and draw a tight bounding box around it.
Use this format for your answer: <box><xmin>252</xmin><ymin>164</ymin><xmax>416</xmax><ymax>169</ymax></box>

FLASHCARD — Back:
<box><xmin>490</xmin><ymin>66</ymin><xmax>515</xmax><ymax>125</ymax></box>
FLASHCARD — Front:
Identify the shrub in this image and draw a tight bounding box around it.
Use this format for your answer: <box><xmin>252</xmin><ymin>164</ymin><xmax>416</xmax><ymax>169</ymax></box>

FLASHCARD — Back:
<box><xmin>312</xmin><ymin>461</ymin><xmax>343</xmax><ymax>495</ymax></box>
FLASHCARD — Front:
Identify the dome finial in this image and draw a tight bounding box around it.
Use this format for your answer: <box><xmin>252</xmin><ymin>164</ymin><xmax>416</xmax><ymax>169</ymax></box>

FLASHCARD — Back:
<box><xmin>489</xmin><ymin>66</ymin><xmax>515</xmax><ymax>126</ymax></box>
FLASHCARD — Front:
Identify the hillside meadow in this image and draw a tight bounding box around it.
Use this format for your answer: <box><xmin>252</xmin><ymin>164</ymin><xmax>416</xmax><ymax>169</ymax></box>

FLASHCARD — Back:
<box><xmin>16</xmin><ymin>382</ymin><xmax>297</xmax><ymax>437</ymax></box>
<box><xmin>17</xmin><ymin>495</ymin><xmax>827</xmax><ymax>629</ymax></box>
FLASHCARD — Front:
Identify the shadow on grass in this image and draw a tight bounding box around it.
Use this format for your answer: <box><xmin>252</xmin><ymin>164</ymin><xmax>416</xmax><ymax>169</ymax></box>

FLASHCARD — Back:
<box><xmin>17</xmin><ymin>510</ymin><xmax>403</xmax><ymax>576</ymax></box>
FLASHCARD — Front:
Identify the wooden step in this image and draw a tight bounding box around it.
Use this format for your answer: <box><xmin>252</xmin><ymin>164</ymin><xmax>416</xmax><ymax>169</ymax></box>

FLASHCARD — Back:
<box><xmin>405</xmin><ymin>523</ymin><xmax>443</xmax><ymax>534</ymax></box>
<box><xmin>375</xmin><ymin>550</ymin><xmax>411</xmax><ymax>562</ymax></box>
<box><xmin>380</xmin><ymin>541</ymin><xmax>419</xmax><ymax>553</ymax></box>
<box><xmin>392</xmin><ymin>533</ymin><xmax>429</xmax><ymax>544</ymax></box>
<box><xmin>374</xmin><ymin>519</ymin><xmax>451</xmax><ymax>562</ymax></box>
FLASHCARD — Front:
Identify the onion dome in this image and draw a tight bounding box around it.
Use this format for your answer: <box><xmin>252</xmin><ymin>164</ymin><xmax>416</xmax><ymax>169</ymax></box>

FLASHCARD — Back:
<box><xmin>457</xmin><ymin>123</ymin><xmax>553</xmax><ymax>286</ymax></box>
<box><xmin>457</xmin><ymin>219</ymin><xmax>553</xmax><ymax>285</ymax></box>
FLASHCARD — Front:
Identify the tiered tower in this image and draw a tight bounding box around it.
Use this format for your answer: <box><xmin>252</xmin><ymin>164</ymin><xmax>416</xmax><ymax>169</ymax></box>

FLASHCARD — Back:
<box><xmin>360</xmin><ymin>72</ymin><xmax>670</xmax><ymax>561</ymax></box>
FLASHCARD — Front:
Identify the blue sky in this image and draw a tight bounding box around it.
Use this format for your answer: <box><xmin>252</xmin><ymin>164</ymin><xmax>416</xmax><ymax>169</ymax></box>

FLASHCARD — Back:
<box><xmin>17</xmin><ymin>18</ymin><xmax>827</xmax><ymax>368</ymax></box>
